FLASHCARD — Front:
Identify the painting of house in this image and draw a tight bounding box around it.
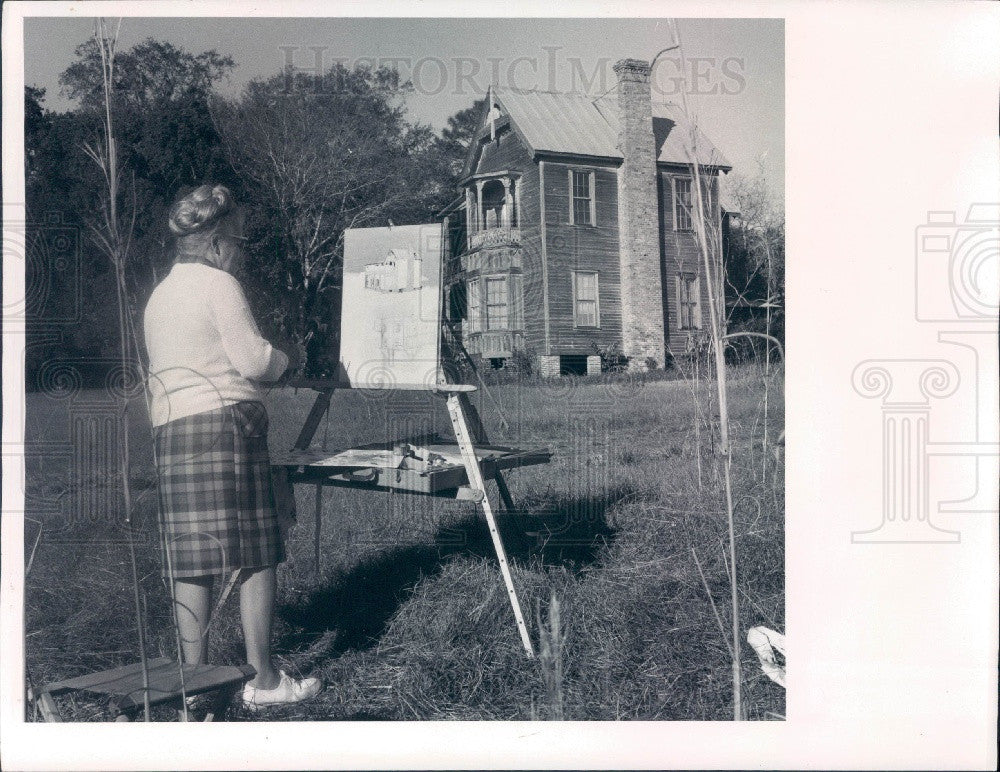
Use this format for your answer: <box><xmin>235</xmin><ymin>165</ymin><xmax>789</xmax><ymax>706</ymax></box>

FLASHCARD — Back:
<box><xmin>439</xmin><ymin>58</ymin><xmax>731</xmax><ymax>376</ymax></box>
<box><xmin>341</xmin><ymin>224</ymin><xmax>443</xmax><ymax>388</ymax></box>
<box><xmin>364</xmin><ymin>249</ymin><xmax>424</xmax><ymax>293</ymax></box>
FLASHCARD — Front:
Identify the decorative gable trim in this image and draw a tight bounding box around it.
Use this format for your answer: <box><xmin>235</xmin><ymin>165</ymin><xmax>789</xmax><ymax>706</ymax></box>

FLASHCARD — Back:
<box><xmin>459</xmin><ymin>98</ymin><xmax>493</xmax><ymax>181</ymax></box>
<box><xmin>461</xmin><ymin>91</ymin><xmax>538</xmax><ymax>180</ymax></box>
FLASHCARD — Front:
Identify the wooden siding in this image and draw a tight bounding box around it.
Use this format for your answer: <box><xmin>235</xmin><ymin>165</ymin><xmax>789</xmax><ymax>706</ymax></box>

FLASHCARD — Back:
<box><xmin>657</xmin><ymin>166</ymin><xmax>720</xmax><ymax>356</ymax></box>
<box><xmin>475</xmin><ymin>125</ymin><xmax>529</xmax><ymax>175</ymax></box>
<box><xmin>541</xmin><ymin>159</ymin><xmax>623</xmax><ymax>355</ymax></box>
<box><xmin>472</xmin><ymin>129</ymin><xmax>546</xmax><ymax>356</ymax></box>
<box><xmin>451</xmin><ymin>134</ymin><xmax>725</xmax><ymax>366</ymax></box>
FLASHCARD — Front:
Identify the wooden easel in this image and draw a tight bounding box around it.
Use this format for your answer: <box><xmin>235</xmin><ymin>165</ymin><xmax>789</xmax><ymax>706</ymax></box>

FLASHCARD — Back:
<box><xmin>279</xmin><ymin>380</ymin><xmax>538</xmax><ymax>658</ymax></box>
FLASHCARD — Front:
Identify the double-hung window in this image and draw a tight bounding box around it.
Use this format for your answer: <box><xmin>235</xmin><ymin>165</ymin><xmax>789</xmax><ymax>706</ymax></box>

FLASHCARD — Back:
<box><xmin>485</xmin><ymin>276</ymin><xmax>509</xmax><ymax>330</ymax></box>
<box><xmin>573</xmin><ymin>271</ymin><xmax>600</xmax><ymax>328</ymax></box>
<box><xmin>673</xmin><ymin>177</ymin><xmax>692</xmax><ymax>231</ymax></box>
<box><xmin>569</xmin><ymin>169</ymin><xmax>595</xmax><ymax>225</ymax></box>
<box><xmin>676</xmin><ymin>273</ymin><xmax>701</xmax><ymax>330</ymax></box>
<box><xmin>468</xmin><ymin>276</ymin><xmax>509</xmax><ymax>331</ymax></box>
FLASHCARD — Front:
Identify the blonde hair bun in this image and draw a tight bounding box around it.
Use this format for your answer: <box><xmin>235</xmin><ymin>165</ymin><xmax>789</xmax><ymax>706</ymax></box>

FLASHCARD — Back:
<box><xmin>168</xmin><ymin>184</ymin><xmax>235</xmax><ymax>237</ymax></box>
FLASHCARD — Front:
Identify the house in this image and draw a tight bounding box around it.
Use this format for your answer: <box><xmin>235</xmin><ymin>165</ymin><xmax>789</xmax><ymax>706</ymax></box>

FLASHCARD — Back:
<box><xmin>439</xmin><ymin>58</ymin><xmax>731</xmax><ymax>376</ymax></box>
<box><xmin>364</xmin><ymin>249</ymin><xmax>423</xmax><ymax>293</ymax></box>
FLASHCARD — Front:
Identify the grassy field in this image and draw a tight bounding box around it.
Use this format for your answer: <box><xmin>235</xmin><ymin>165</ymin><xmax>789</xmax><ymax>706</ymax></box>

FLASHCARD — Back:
<box><xmin>23</xmin><ymin>366</ymin><xmax>784</xmax><ymax>721</ymax></box>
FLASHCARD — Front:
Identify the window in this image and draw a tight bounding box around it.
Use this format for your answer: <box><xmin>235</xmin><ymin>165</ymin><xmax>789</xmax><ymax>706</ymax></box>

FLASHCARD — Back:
<box><xmin>467</xmin><ymin>279</ymin><xmax>481</xmax><ymax>333</ymax></box>
<box><xmin>569</xmin><ymin>169</ymin><xmax>595</xmax><ymax>225</ymax></box>
<box><xmin>468</xmin><ymin>275</ymin><xmax>512</xmax><ymax>332</ymax></box>
<box><xmin>485</xmin><ymin>276</ymin><xmax>509</xmax><ymax>330</ymax></box>
<box><xmin>676</xmin><ymin>273</ymin><xmax>701</xmax><ymax>330</ymax></box>
<box><xmin>573</xmin><ymin>270</ymin><xmax>600</xmax><ymax>327</ymax></box>
<box><xmin>673</xmin><ymin>177</ymin><xmax>692</xmax><ymax>231</ymax></box>
<box><xmin>481</xmin><ymin>179</ymin><xmax>505</xmax><ymax>230</ymax></box>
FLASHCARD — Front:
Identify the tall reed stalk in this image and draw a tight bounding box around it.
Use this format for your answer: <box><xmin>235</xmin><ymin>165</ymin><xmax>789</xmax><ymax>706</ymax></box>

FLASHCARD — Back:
<box><xmin>536</xmin><ymin>591</ymin><xmax>565</xmax><ymax>720</ymax></box>
<box><xmin>665</xmin><ymin>19</ymin><xmax>743</xmax><ymax>719</ymax></box>
<box><xmin>78</xmin><ymin>18</ymin><xmax>155</xmax><ymax>721</ymax></box>
<box><xmin>82</xmin><ymin>18</ymin><xmax>192</xmax><ymax>720</ymax></box>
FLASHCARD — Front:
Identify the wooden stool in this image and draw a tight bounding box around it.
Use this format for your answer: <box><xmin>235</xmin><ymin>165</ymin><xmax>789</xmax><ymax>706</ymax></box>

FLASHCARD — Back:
<box><xmin>36</xmin><ymin>657</ymin><xmax>256</xmax><ymax>722</ymax></box>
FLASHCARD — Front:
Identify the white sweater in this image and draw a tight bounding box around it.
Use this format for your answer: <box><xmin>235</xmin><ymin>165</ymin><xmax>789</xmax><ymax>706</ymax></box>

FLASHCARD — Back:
<box><xmin>143</xmin><ymin>262</ymin><xmax>289</xmax><ymax>427</ymax></box>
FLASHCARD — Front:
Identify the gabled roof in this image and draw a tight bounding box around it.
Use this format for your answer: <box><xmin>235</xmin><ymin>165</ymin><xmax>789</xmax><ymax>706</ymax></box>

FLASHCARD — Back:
<box><xmin>463</xmin><ymin>86</ymin><xmax>731</xmax><ymax>177</ymax></box>
<box><xmin>493</xmin><ymin>88</ymin><xmax>622</xmax><ymax>159</ymax></box>
<box><xmin>652</xmin><ymin>102</ymin><xmax>730</xmax><ymax>169</ymax></box>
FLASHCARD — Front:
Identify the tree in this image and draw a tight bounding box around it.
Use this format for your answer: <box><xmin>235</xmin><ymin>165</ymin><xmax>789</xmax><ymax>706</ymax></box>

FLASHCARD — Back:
<box><xmin>60</xmin><ymin>37</ymin><xmax>234</xmax><ymax>113</ymax></box>
<box><xmin>25</xmin><ymin>86</ymin><xmax>48</xmax><ymax>181</ymax></box>
<box><xmin>434</xmin><ymin>97</ymin><xmax>486</xmax><ymax>183</ymax></box>
<box><xmin>60</xmin><ymin>37</ymin><xmax>238</xmax><ymax>279</ymax></box>
<box><xmin>24</xmin><ymin>37</ymin><xmax>238</xmax><ymax>388</ymax></box>
<box><xmin>212</xmin><ymin>63</ymin><xmax>456</xmax><ymax>374</ymax></box>
<box><xmin>724</xmin><ymin>172</ymin><xmax>785</xmax><ymax>358</ymax></box>
<box><xmin>24</xmin><ymin>84</ymin><xmax>121</xmax><ymax>382</ymax></box>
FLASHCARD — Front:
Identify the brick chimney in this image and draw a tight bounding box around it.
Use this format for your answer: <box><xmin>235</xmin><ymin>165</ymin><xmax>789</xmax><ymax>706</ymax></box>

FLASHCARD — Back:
<box><xmin>613</xmin><ymin>58</ymin><xmax>665</xmax><ymax>370</ymax></box>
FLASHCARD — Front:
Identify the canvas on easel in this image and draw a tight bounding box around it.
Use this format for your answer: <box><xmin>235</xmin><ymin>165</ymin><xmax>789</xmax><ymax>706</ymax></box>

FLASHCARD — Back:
<box><xmin>277</xmin><ymin>220</ymin><xmax>545</xmax><ymax>657</ymax></box>
<box><xmin>340</xmin><ymin>223</ymin><xmax>444</xmax><ymax>389</ymax></box>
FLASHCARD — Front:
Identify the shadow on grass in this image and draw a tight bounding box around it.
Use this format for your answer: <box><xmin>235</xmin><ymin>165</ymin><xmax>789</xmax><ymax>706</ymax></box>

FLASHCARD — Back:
<box><xmin>276</xmin><ymin>489</ymin><xmax>626</xmax><ymax>656</ymax></box>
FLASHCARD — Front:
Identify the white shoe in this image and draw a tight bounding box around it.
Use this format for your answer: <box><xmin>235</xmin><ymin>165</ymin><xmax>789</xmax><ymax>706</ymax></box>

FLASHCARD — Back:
<box><xmin>241</xmin><ymin>670</ymin><xmax>322</xmax><ymax>710</ymax></box>
<box><xmin>177</xmin><ymin>694</ymin><xmax>204</xmax><ymax>721</ymax></box>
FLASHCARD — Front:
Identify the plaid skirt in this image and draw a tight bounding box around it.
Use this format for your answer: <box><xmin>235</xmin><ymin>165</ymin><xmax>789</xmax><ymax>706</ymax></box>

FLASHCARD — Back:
<box><xmin>154</xmin><ymin>400</ymin><xmax>285</xmax><ymax>579</ymax></box>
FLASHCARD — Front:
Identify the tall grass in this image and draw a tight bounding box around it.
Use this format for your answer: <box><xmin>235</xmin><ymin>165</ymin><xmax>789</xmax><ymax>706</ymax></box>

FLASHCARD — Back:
<box><xmin>665</xmin><ymin>16</ymin><xmax>786</xmax><ymax>718</ymax></box>
<box><xmin>24</xmin><ymin>372</ymin><xmax>783</xmax><ymax>721</ymax></box>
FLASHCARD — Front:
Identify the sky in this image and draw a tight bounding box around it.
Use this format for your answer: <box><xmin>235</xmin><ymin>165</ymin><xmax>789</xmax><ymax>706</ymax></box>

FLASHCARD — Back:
<box><xmin>24</xmin><ymin>17</ymin><xmax>784</xmax><ymax>199</ymax></box>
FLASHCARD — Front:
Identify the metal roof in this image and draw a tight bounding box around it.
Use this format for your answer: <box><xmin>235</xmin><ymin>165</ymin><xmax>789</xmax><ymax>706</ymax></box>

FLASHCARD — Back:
<box><xmin>491</xmin><ymin>87</ymin><xmax>730</xmax><ymax>170</ymax></box>
<box><xmin>651</xmin><ymin>101</ymin><xmax>730</xmax><ymax>168</ymax></box>
<box><xmin>493</xmin><ymin>88</ymin><xmax>622</xmax><ymax>159</ymax></box>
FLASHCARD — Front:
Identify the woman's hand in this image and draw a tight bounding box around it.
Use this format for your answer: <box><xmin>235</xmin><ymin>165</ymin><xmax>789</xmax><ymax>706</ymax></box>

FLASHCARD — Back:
<box><xmin>282</xmin><ymin>341</ymin><xmax>304</xmax><ymax>375</ymax></box>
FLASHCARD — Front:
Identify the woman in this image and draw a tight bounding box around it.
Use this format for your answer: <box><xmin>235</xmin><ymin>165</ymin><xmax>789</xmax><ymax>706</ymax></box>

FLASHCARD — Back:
<box><xmin>144</xmin><ymin>184</ymin><xmax>321</xmax><ymax>710</ymax></box>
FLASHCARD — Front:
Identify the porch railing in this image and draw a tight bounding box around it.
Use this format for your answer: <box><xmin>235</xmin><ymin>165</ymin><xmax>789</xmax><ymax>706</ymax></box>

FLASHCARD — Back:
<box><xmin>470</xmin><ymin>226</ymin><xmax>520</xmax><ymax>250</ymax></box>
<box><xmin>463</xmin><ymin>330</ymin><xmax>523</xmax><ymax>358</ymax></box>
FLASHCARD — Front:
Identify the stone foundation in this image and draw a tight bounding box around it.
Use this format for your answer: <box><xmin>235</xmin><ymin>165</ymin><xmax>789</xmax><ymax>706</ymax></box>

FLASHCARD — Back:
<box><xmin>539</xmin><ymin>355</ymin><xmax>560</xmax><ymax>378</ymax></box>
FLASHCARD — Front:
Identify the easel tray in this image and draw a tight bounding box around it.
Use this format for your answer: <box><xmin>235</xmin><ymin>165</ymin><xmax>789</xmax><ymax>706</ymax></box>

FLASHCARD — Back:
<box><xmin>272</xmin><ymin>436</ymin><xmax>551</xmax><ymax>496</ymax></box>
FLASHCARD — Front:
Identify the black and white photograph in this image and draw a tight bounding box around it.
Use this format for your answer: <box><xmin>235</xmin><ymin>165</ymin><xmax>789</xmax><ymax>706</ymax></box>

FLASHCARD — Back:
<box><xmin>1</xmin><ymin>2</ymin><xmax>996</xmax><ymax>770</ymax></box>
<box><xmin>15</xmin><ymin>12</ymin><xmax>785</xmax><ymax>723</ymax></box>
